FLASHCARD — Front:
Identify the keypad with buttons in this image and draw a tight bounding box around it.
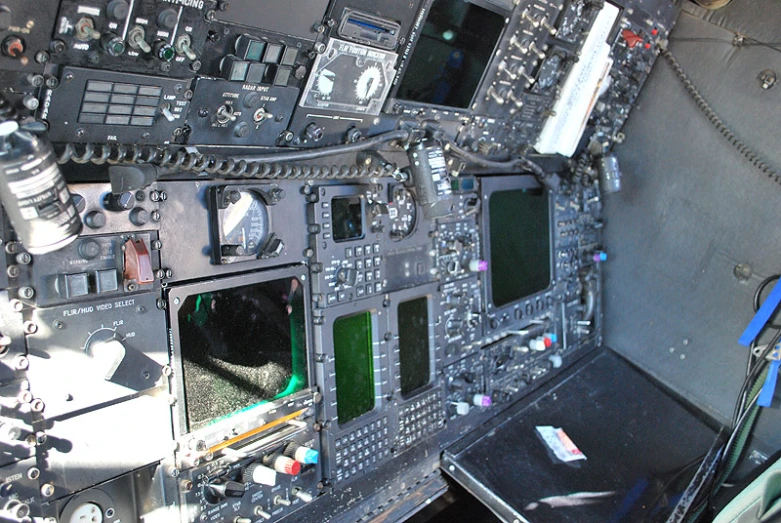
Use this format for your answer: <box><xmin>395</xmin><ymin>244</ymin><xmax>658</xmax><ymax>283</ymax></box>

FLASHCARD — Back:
<box><xmin>397</xmin><ymin>390</ymin><xmax>444</xmax><ymax>451</ymax></box>
<box><xmin>308</xmin><ymin>187</ymin><xmax>388</xmax><ymax>308</ymax></box>
<box><xmin>333</xmin><ymin>417</ymin><xmax>390</xmax><ymax>483</ymax></box>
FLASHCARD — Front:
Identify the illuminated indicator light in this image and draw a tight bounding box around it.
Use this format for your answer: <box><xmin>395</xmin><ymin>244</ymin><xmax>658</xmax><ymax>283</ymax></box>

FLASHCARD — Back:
<box><xmin>469</xmin><ymin>259</ymin><xmax>489</xmax><ymax>272</ymax></box>
<box><xmin>472</xmin><ymin>394</ymin><xmax>492</xmax><ymax>407</ymax></box>
<box><xmin>651</xmin><ymin>28</ymin><xmax>659</xmax><ymax>35</ymax></box>
<box><xmin>644</xmin><ymin>42</ymin><xmax>652</xmax><ymax>49</ymax></box>
<box><xmin>156</xmin><ymin>43</ymin><xmax>175</xmax><ymax>62</ymax></box>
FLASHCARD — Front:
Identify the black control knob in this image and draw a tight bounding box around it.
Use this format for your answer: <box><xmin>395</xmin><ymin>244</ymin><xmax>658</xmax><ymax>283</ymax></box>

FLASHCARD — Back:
<box><xmin>78</xmin><ymin>239</ymin><xmax>101</xmax><ymax>260</ymax></box>
<box><xmin>106</xmin><ymin>0</ymin><xmax>130</xmax><ymax>21</ymax></box>
<box><xmin>234</xmin><ymin>122</ymin><xmax>250</xmax><ymax>138</ymax></box>
<box><xmin>128</xmin><ymin>208</ymin><xmax>150</xmax><ymax>226</ymax></box>
<box><xmin>84</xmin><ymin>211</ymin><xmax>106</xmax><ymax>229</ymax></box>
<box><xmin>103</xmin><ymin>192</ymin><xmax>135</xmax><ymax>212</ymax></box>
<box><xmin>243</xmin><ymin>92</ymin><xmax>261</xmax><ymax>109</ymax></box>
<box><xmin>205</xmin><ymin>480</ymin><xmax>245</xmax><ymax>504</ymax></box>
<box><xmin>157</xmin><ymin>8</ymin><xmax>178</xmax><ymax>30</ymax></box>
<box><xmin>304</xmin><ymin>122</ymin><xmax>323</xmax><ymax>142</ymax></box>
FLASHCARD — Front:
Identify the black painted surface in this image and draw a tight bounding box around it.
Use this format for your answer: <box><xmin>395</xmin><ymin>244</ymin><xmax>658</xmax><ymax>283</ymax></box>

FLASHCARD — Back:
<box><xmin>444</xmin><ymin>351</ymin><xmax>717</xmax><ymax>522</ymax></box>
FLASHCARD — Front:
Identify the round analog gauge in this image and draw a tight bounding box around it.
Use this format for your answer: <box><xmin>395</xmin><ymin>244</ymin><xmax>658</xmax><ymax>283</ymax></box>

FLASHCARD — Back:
<box><xmin>389</xmin><ymin>186</ymin><xmax>417</xmax><ymax>241</ymax></box>
<box><xmin>355</xmin><ymin>65</ymin><xmax>383</xmax><ymax>102</ymax></box>
<box><xmin>221</xmin><ymin>190</ymin><xmax>269</xmax><ymax>256</ymax></box>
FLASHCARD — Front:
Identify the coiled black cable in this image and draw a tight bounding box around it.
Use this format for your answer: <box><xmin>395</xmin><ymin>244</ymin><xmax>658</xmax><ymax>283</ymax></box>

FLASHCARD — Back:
<box><xmin>660</xmin><ymin>48</ymin><xmax>781</xmax><ymax>186</ymax></box>
<box><xmin>56</xmin><ymin>129</ymin><xmax>410</xmax><ymax>180</ymax></box>
<box><xmin>57</xmin><ymin>143</ymin><xmax>395</xmax><ymax>180</ymax></box>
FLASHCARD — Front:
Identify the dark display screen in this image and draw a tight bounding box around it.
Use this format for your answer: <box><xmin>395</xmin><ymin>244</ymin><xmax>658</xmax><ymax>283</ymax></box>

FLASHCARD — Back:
<box><xmin>332</xmin><ymin>196</ymin><xmax>364</xmax><ymax>242</ymax></box>
<box><xmin>398</xmin><ymin>297</ymin><xmax>431</xmax><ymax>397</ymax></box>
<box><xmin>489</xmin><ymin>189</ymin><xmax>551</xmax><ymax>307</ymax></box>
<box><xmin>333</xmin><ymin>312</ymin><xmax>375</xmax><ymax>424</ymax></box>
<box><xmin>177</xmin><ymin>277</ymin><xmax>307</xmax><ymax>430</ymax></box>
<box><xmin>397</xmin><ymin>0</ymin><xmax>505</xmax><ymax>109</ymax></box>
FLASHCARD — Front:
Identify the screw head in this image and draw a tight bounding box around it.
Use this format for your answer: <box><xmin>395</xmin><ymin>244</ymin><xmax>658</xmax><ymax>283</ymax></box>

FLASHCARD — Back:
<box><xmin>50</xmin><ymin>40</ymin><xmax>66</xmax><ymax>54</ymax></box>
<box><xmin>14</xmin><ymin>355</ymin><xmax>29</xmax><ymax>370</ymax></box>
<box><xmin>758</xmin><ymin>69</ymin><xmax>777</xmax><ymax>90</ymax></box>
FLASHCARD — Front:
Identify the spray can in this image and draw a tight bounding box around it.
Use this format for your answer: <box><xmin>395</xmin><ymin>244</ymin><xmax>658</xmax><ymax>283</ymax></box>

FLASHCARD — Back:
<box><xmin>0</xmin><ymin>121</ymin><xmax>82</xmax><ymax>254</ymax></box>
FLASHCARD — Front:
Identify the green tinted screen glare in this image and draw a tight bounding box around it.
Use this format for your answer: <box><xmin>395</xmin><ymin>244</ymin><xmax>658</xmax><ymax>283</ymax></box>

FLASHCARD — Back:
<box><xmin>489</xmin><ymin>188</ymin><xmax>551</xmax><ymax>307</ymax></box>
<box><xmin>178</xmin><ymin>277</ymin><xmax>308</xmax><ymax>430</ymax></box>
<box><xmin>398</xmin><ymin>297</ymin><xmax>431</xmax><ymax>397</ymax></box>
<box><xmin>333</xmin><ymin>312</ymin><xmax>375</xmax><ymax>424</ymax></box>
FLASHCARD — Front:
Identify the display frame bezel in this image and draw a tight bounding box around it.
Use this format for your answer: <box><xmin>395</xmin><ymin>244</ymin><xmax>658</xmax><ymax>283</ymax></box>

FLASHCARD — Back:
<box><xmin>387</xmin><ymin>282</ymin><xmax>442</xmax><ymax>402</ymax></box>
<box><xmin>386</xmin><ymin>0</ymin><xmax>512</xmax><ymax>116</ymax></box>
<box><xmin>480</xmin><ymin>174</ymin><xmax>556</xmax><ymax>335</ymax></box>
<box><xmin>166</xmin><ymin>264</ymin><xmax>315</xmax><ymax>444</ymax></box>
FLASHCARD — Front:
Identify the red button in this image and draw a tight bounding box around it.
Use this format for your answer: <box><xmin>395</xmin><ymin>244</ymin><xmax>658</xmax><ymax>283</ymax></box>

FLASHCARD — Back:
<box><xmin>651</xmin><ymin>28</ymin><xmax>659</xmax><ymax>35</ymax></box>
<box><xmin>645</xmin><ymin>42</ymin><xmax>652</xmax><ymax>49</ymax></box>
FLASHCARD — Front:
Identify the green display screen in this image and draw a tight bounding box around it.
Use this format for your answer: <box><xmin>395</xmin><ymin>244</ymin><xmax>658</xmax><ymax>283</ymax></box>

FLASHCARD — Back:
<box><xmin>178</xmin><ymin>277</ymin><xmax>308</xmax><ymax>430</ymax></box>
<box><xmin>333</xmin><ymin>312</ymin><xmax>375</xmax><ymax>424</ymax></box>
<box><xmin>489</xmin><ymin>189</ymin><xmax>551</xmax><ymax>307</ymax></box>
<box><xmin>398</xmin><ymin>297</ymin><xmax>431</xmax><ymax>397</ymax></box>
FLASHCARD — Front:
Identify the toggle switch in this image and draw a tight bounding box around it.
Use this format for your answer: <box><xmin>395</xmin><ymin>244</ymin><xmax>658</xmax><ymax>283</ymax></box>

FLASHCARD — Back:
<box><xmin>123</xmin><ymin>238</ymin><xmax>154</xmax><ymax>284</ymax></box>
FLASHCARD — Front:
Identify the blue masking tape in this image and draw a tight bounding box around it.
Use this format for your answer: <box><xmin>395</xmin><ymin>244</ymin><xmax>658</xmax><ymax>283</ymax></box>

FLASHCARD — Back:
<box><xmin>758</xmin><ymin>359</ymin><xmax>781</xmax><ymax>408</ymax></box>
<box><xmin>739</xmin><ymin>278</ymin><xmax>781</xmax><ymax>346</ymax></box>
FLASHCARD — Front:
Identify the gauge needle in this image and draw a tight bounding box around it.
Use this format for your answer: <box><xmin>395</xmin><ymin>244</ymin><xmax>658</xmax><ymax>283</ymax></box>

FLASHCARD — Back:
<box><xmin>223</xmin><ymin>195</ymin><xmax>253</xmax><ymax>236</ymax></box>
<box><xmin>242</xmin><ymin>227</ymin><xmax>247</xmax><ymax>250</ymax></box>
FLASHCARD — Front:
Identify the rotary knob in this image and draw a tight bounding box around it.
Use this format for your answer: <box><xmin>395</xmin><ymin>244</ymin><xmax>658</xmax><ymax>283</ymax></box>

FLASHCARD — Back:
<box><xmin>243</xmin><ymin>462</ymin><xmax>277</xmax><ymax>486</ymax></box>
<box><xmin>106</xmin><ymin>0</ymin><xmax>130</xmax><ymax>20</ymax></box>
<box><xmin>103</xmin><ymin>192</ymin><xmax>135</xmax><ymax>212</ymax></box>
